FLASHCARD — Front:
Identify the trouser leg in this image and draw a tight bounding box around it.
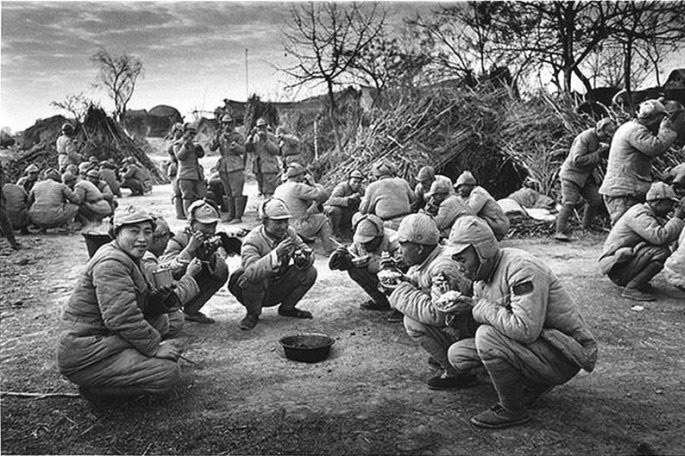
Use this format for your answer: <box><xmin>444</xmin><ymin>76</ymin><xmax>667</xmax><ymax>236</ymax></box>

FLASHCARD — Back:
<box><xmin>183</xmin><ymin>259</ymin><xmax>229</xmax><ymax>315</ymax></box>
<box><xmin>405</xmin><ymin>317</ymin><xmax>458</xmax><ymax>375</ymax></box>
<box><xmin>66</xmin><ymin>346</ymin><xmax>181</xmax><ymax>395</ymax></box>
<box><xmin>0</xmin><ymin>205</ymin><xmax>19</xmax><ymax>248</ymax></box>
<box><xmin>555</xmin><ymin>204</ymin><xmax>574</xmax><ymax>235</ymax></box>
<box><xmin>319</xmin><ymin>219</ymin><xmax>334</xmax><ymax>253</ymax></box>
<box><xmin>475</xmin><ymin>325</ymin><xmax>579</xmax><ymax>411</ymax></box>
<box><xmin>234</xmin><ymin>196</ymin><xmax>248</xmax><ymax>220</ymax></box>
<box><xmin>347</xmin><ymin>266</ymin><xmax>389</xmax><ymax>307</ymax></box>
<box><xmin>625</xmin><ymin>261</ymin><xmax>664</xmax><ymax>290</ymax></box>
<box><xmin>326</xmin><ymin>206</ymin><xmax>344</xmax><ymax>237</ymax></box>
<box><xmin>276</xmin><ymin>265</ymin><xmax>317</xmax><ymax>311</ymax></box>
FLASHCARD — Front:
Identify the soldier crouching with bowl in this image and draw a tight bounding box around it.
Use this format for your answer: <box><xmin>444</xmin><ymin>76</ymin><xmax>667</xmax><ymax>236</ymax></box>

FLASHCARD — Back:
<box><xmin>228</xmin><ymin>198</ymin><xmax>317</xmax><ymax>331</ymax></box>
<box><xmin>443</xmin><ymin>216</ymin><xmax>597</xmax><ymax>429</ymax></box>
<box><xmin>57</xmin><ymin>207</ymin><xmax>191</xmax><ymax>403</ymax></box>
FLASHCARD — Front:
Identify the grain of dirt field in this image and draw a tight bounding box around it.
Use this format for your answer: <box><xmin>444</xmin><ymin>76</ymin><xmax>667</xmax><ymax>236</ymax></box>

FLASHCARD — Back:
<box><xmin>1</xmin><ymin>140</ymin><xmax>685</xmax><ymax>455</ymax></box>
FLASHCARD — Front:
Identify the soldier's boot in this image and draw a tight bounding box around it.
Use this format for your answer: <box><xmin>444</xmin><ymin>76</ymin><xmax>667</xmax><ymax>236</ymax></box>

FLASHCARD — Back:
<box><xmin>223</xmin><ymin>196</ymin><xmax>235</xmax><ymax>222</ymax></box>
<box><xmin>329</xmin><ymin>211</ymin><xmax>344</xmax><ymax>240</ymax></box>
<box><xmin>581</xmin><ymin>204</ymin><xmax>594</xmax><ymax>230</ymax></box>
<box><xmin>554</xmin><ymin>205</ymin><xmax>574</xmax><ymax>241</ymax></box>
<box><xmin>229</xmin><ymin>196</ymin><xmax>247</xmax><ymax>224</ymax></box>
<box><xmin>174</xmin><ymin>196</ymin><xmax>186</xmax><ymax>220</ymax></box>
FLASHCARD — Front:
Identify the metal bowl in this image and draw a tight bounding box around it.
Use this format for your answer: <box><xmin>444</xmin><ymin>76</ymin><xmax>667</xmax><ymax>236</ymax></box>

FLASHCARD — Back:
<box><xmin>279</xmin><ymin>333</ymin><xmax>335</xmax><ymax>363</ymax></box>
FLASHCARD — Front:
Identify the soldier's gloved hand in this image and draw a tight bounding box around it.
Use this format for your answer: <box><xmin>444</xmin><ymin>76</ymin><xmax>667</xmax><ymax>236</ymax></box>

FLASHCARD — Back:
<box><xmin>328</xmin><ymin>247</ymin><xmax>351</xmax><ymax>271</ymax></box>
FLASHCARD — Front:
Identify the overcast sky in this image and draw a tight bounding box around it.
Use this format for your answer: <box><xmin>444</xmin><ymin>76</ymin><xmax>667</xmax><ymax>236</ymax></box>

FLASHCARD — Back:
<box><xmin>0</xmin><ymin>1</ymin><xmax>431</xmax><ymax>133</ymax></box>
<box><xmin>2</xmin><ymin>1</ymin><xmax>684</xmax><ymax>133</ymax></box>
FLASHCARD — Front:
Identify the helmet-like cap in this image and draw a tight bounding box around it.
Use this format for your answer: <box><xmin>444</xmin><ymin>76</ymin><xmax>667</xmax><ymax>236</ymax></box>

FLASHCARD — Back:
<box><xmin>25</xmin><ymin>164</ymin><xmax>39</xmax><ymax>174</ymax></box>
<box><xmin>646</xmin><ymin>181</ymin><xmax>678</xmax><ymax>202</ymax></box>
<box><xmin>62</xmin><ymin>123</ymin><xmax>75</xmax><ymax>134</ymax></box>
<box><xmin>256</xmin><ymin>118</ymin><xmax>268</xmax><ymax>127</ymax></box>
<box><xmin>259</xmin><ymin>198</ymin><xmax>291</xmax><ymax>220</ymax></box>
<box><xmin>349</xmin><ymin>169</ymin><xmax>364</xmax><ymax>180</ymax></box>
<box><xmin>112</xmin><ymin>205</ymin><xmax>155</xmax><ymax>230</ymax></box>
<box><xmin>397</xmin><ymin>213</ymin><xmax>440</xmax><ymax>246</ymax></box>
<box><xmin>88</xmin><ymin>156</ymin><xmax>99</xmax><ymax>164</ymax></box>
<box><xmin>353</xmin><ymin>214</ymin><xmax>384</xmax><ymax>244</ymax></box>
<box><xmin>184</xmin><ymin>123</ymin><xmax>197</xmax><ymax>133</ymax></box>
<box><xmin>221</xmin><ymin>114</ymin><xmax>233</xmax><ymax>123</ymax></box>
<box><xmin>373</xmin><ymin>160</ymin><xmax>396</xmax><ymax>178</ymax></box>
<box><xmin>61</xmin><ymin>171</ymin><xmax>77</xmax><ymax>183</ymax></box>
<box><xmin>637</xmin><ymin>99</ymin><xmax>667</xmax><ymax>120</ymax></box>
<box><xmin>455</xmin><ymin>171</ymin><xmax>477</xmax><ymax>188</ymax></box>
<box><xmin>416</xmin><ymin>166</ymin><xmax>435</xmax><ymax>182</ymax></box>
<box><xmin>445</xmin><ymin>215</ymin><xmax>498</xmax><ymax>262</ymax></box>
<box><xmin>285</xmin><ymin>162</ymin><xmax>306</xmax><ymax>179</ymax></box>
<box><xmin>188</xmin><ymin>200</ymin><xmax>220</xmax><ymax>224</ymax></box>
<box><xmin>426</xmin><ymin>178</ymin><xmax>452</xmax><ymax>197</ymax></box>
<box><xmin>86</xmin><ymin>169</ymin><xmax>100</xmax><ymax>178</ymax></box>
<box><xmin>596</xmin><ymin>118</ymin><xmax>615</xmax><ymax>131</ymax></box>
<box><xmin>44</xmin><ymin>168</ymin><xmax>60</xmax><ymax>182</ymax></box>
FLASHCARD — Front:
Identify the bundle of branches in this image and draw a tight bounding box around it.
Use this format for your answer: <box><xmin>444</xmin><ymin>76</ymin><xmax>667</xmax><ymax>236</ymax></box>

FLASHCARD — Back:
<box><xmin>5</xmin><ymin>106</ymin><xmax>165</xmax><ymax>184</ymax></box>
<box><xmin>498</xmin><ymin>91</ymin><xmax>594</xmax><ymax>199</ymax></box>
<box><xmin>316</xmin><ymin>85</ymin><xmax>523</xmax><ymax>198</ymax></box>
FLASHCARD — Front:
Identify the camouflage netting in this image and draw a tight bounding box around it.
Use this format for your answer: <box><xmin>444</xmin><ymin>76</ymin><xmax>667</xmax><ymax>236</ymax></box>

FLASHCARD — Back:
<box><xmin>4</xmin><ymin>106</ymin><xmax>166</xmax><ymax>184</ymax></box>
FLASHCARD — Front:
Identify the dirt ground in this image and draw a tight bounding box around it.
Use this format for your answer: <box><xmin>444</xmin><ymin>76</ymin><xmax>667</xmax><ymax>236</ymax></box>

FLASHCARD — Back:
<box><xmin>2</xmin><ymin>142</ymin><xmax>685</xmax><ymax>455</ymax></box>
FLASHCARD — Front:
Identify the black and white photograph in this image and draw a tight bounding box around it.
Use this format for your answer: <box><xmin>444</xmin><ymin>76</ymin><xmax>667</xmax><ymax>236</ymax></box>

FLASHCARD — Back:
<box><xmin>1</xmin><ymin>1</ymin><xmax>685</xmax><ymax>454</ymax></box>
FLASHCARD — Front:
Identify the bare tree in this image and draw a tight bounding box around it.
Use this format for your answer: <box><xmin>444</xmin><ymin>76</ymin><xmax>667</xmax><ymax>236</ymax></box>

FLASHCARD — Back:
<box><xmin>49</xmin><ymin>93</ymin><xmax>95</xmax><ymax>123</ymax></box>
<box><xmin>280</xmin><ymin>2</ymin><xmax>385</xmax><ymax>151</ymax></box>
<box><xmin>90</xmin><ymin>47</ymin><xmax>143</xmax><ymax>122</ymax></box>
<box><xmin>608</xmin><ymin>1</ymin><xmax>685</xmax><ymax>95</ymax></box>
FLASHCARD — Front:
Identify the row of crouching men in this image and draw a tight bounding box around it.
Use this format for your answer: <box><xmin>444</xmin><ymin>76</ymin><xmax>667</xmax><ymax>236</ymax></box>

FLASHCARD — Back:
<box><xmin>57</xmin><ymin>193</ymin><xmax>596</xmax><ymax>430</ymax></box>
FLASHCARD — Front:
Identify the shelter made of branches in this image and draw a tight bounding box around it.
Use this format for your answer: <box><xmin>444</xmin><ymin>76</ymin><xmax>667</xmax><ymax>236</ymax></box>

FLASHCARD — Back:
<box><xmin>5</xmin><ymin>106</ymin><xmax>165</xmax><ymax>184</ymax></box>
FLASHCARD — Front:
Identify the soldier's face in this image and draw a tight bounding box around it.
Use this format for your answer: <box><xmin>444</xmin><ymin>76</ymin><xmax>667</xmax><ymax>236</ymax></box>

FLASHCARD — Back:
<box><xmin>452</xmin><ymin>246</ymin><xmax>480</xmax><ymax>281</ymax></box>
<box><xmin>116</xmin><ymin>222</ymin><xmax>153</xmax><ymax>260</ymax></box>
<box><xmin>192</xmin><ymin>221</ymin><xmax>217</xmax><ymax>237</ymax></box>
<box><xmin>399</xmin><ymin>241</ymin><xmax>423</xmax><ymax>266</ymax></box>
<box><xmin>28</xmin><ymin>171</ymin><xmax>39</xmax><ymax>181</ymax></box>
<box><xmin>222</xmin><ymin>122</ymin><xmax>233</xmax><ymax>131</ymax></box>
<box><xmin>264</xmin><ymin>218</ymin><xmax>289</xmax><ymax>239</ymax></box>
<box><xmin>349</xmin><ymin>177</ymin><xmax>362</xmax><ymax>192</ymax></box>
<box><xmin>457</xmin><ymin>185</ymin><xmax>474</xmax><ymax>198</ymax></box>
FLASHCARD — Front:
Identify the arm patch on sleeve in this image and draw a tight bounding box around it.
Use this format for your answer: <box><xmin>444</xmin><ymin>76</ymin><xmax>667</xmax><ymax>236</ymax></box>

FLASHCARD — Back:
<box><xmin>512</xmin><ymin>281</ymin><xmax>534</xmax><ymax>296</ymax></box>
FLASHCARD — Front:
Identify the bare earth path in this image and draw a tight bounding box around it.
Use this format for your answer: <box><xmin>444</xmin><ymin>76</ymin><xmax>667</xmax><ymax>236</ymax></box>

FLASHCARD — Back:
<box><xmin>1</xmin><ymin>147</ymin><xmax>684</xmax><ymax>455</ymax></box>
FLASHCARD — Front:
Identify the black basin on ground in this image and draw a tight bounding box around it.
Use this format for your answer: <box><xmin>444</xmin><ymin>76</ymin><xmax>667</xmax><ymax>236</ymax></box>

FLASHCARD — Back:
<box><xmin>279</xmin><ymin>333</ymin><xmax>335</xmax><ymax>363</ymax></box>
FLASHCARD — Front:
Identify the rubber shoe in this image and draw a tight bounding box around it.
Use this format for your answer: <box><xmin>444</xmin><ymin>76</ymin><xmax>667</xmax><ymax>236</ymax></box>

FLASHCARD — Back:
<box><xmin>278</xmin><ymin>307</ymin><xmax>313</xmax><ymax>319</ymax></box>
<box><xmin>553</xmin><ymin>232</ymin><xmax>573</xmax><ymax>242</ymax></box>
<box><xmin>239</xmin><ymin>314</ymin><xmax>259</xmax><ymax>330</ymax></box>
<box><xmin>184</xmin><ymin>312</ymin><xmax>215</xmax><ymax>324</ymax></box>
<box><xmin>427</xmin><ymin>373</ymin><xmax>478</xmax><ymax>390</ymax></box>
<box><xmin>386</xmin><ymin>309</ymin><xmax>404</xmax><ymax>323</ymax></box>
<box><xmin>523</xmin><ymin>384</ymin><xmax>555</xmax><ymax>408</ymax></box>
<box><xmin>470</xmin><ymin>403</ymin><xmax>531</xmax><ymax>429</ymax></box>
<box><xmin>360</xmin><ymin>299</ymin><xmax>391</xmax><ymax>311</ymax></box>
<box><xmin>621</xmin><ymin>287</ymin><xmax>656</xmax><ymax>302</ymax></box>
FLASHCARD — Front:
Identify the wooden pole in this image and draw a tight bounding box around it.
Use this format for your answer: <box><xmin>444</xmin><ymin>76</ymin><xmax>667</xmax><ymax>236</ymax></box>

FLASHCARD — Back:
<box><xmin>314</xmin><ymin>120</ymin><xmax>318</xmax><ymax>160</ymax></box>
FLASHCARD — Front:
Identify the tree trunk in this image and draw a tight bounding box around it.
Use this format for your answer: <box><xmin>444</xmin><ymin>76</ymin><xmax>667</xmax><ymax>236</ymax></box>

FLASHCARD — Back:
<box><xmin>623</xmin><ymin>40</ymin><xmax>634</xmax><ymax>113</ymax></box>
<box><xmin>326</xmin><ymin>80</ymin><xmax>342</xmax><ymax>153</ymax></box>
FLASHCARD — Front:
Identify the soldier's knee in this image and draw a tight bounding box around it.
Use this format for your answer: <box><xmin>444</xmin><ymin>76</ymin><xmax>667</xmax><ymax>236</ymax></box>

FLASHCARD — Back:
<box><xmin>474</xmin><ymin>325</ymin><xmax>504</xmax><ymax>359</ymax></box>
<box><xmin>299</xmin><ymin>265</ymin><xmax>317</xmax><ymax>286</ymax></box>
<box><xmin>146</xmin><ymin>361</ymin><xmax>181</xmax><ymax>395</ymax></box>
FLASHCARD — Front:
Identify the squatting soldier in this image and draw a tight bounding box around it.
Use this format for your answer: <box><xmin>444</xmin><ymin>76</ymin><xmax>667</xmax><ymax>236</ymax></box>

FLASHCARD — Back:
<box><xmin>421</xmin><ymin>177</ymin><xmax>473</xmax><ymax>238</ymax></box>
<box><xmin>359</xmin><ymin>161</ymin><xmax>416</xmax><ymax>230</ymax></box>
<box><xmin>599</xmin><ymin>182</ymin><xmax>685</xmax><ymax>302</ymax></box>
<box><xmin>384</xmin><ymin>213</ymin><xmax>477</xmax><ymax>384</ymax></box>
<box><xmin>228</xmin><ymin>198</ymin><xmax>317</xmax><ymax>331</ymax></box>
<box><xmin>16</xmin><ymin>164</ymin><xmax>40</xmax><ymax>193</ymax></box>
<box><xmin>599</xmin><ymin>100</ymin><xmax>678</xmax><ymax>225</ymax></box>
<box><xmin>0</xmin><ymin>162</ymin><xmax>22</xmax><ymax>250</ymax></box>
<box><xmin>454</xmin><ymin>171</ymin><xmax>509</xmax><ymax>240</ymax></box>
<box><xmin>411</xmin><ymin>166</ymin><xmax>452</xmax><ymax>213</ymax></box>
<box><xmin>161</xmin><ymin>200</ymin><xmax>230</xmax><ymax>324</ymax></box>
<box><xmin>555</xmin><ymin>118</ymin><xmax>616</xmax><ymax>241</ymax></box>
<box><xmin>276</xmin><ymin>126</ymin><xmax>302</xmax><ymax>169</ymax></box>
<box><xmin>444</xmin><ymin>216</ymin><xmax>597</xmax><ymax>429</ymax></box>
<box><xmin>323</xmin><ymin>169</ymin><xmax>364</xmax><ymax>240</ymax></box>
<box><xmin>57</xmin><ymin>207</ymin><xmax>188</xmax><ymax>402</ymax></box>
<box><xmin>2</xmin><ymin>180</ymin><xmax>30</xmax><ymax>235</ymax></box>
<box><xmin>209</xmin><ymin>114</ymin><xmax>247</xmax><ymax>223</ymax></box>
<box><xmin>274</xmin><ymin>162</ymin><xmax>334</xmax><ymax>255</ymax></box>
<box><xmin>120</xmin><ymin>157</ymin><xmax>147</xmax><ymax>197</ymax></box>
<box><xmin>27</xmin><ymin>168</ymin><xmax>80</xmax><ymax>231</ymax></box>
<box><xmin>328</xmin><ymin>213</ymin><xmax>402</xmax><ymax>316</ymax></box>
